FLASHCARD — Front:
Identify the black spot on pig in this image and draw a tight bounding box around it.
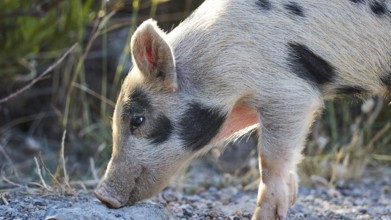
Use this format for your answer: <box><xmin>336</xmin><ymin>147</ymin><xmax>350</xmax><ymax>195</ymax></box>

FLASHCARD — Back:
<box><xmin>380</xmin><ymin>73</ymin><xmax>391</xmax><ymax>92</ymax></box>
<box><xmin>287</xmin><ymin>42</ymin><xmax>336</xmax><ymax>87</ymax></box>
<box><xmin>148</xmin><ymin>115</ymin><xmax>173</xmax><ymax>144</ymax></box>
<box><xmin>256</xmin><ymin>0</ymin><xmax>272</xmax><ymax>10</ymax></box>
<box><xmin>350</xmin><ymin>0</ymin><xmax>365</xmax><ymax>4</ymax></box>
<box><xmin>130</xmin><ymin>88</ymin><xmax>151</xmax><ymax>109</ymax></box>
<box><xmin>178</xmin><ymin>103</ymin><xmax>226</xmax><ymax>151</ymax></box>
<box><xmin>336</xmin><ymin>86</ymin><xmax>367</xmax><ymax>95</ymax></box>
<box><xmin>122</xmin><ymin>87</ymin><xmax>152</xmax><ymax>119</ymax></box>
<box><xmin>284</xmin><ymin>2</ymin><xmax>305</xmax><ymax>17</ymax></box>
<box><xmin>370</xmin><ymin>1</ymin><xmax>387</xmax><ymax>15</ymax></box>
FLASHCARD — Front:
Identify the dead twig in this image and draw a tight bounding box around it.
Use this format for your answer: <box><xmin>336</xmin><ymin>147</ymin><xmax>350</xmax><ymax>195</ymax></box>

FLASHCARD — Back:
<box><xmin>365</xmin><ymin>123</ymin><xmax>391</xmax><ymax>150</ymax></box>
<box><xmin>60</xmin><ymin>130</ymin><xmax>70</xmax><ymax>188</ymax></box>
<box><xmin>27</xmin><ymin>182</ymin><xmax>46</xmax><ymax>189</ymax></box>
<box><xmin>37</xmin><ymin>153</ymin><xmax>61</xmax><ymax>187</ymax></box>
<box><xmin>89</xmin><ymin>157</ymin><xmax>99</xmax><ymax>181</ymax></box>
<box><xmin>73</xmin><ymin>83</ymin><xmax>116</xmax><ymax>107</ymax></box>
<box><xmin>2</xmin><ymin>176</ymin><xmax>23</xmax><ymax>188</ymax></box>
<box><xmin>1</xmin><ymin>194</ymin><xmax>9</xmax><ymax>206</ymax></box>
<box><xmin>0</xmin><ymin>43</ymin><xmax>78</xmax><ymax>104</ymax></box>
<box><xmin>34</xmin><ymin>157</ymin><xmax>48</xmax><ymax>189</ymax></box>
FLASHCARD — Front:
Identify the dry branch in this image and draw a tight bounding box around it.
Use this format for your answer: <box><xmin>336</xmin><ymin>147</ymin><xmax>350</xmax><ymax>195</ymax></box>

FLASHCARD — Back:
<box><xmin>34</xmin><ymin>157</ymin><xmax>48</xmax><ymax>189</ymax></box>
<box><xmin>60</xmin><ymin>130</ymin><xmax>70</xmax><ymax>188</ymax></box>
<box><xmin>0</xmin><ymin>43</ymin><xmax>78</xmax><ymax>104</ymax></box>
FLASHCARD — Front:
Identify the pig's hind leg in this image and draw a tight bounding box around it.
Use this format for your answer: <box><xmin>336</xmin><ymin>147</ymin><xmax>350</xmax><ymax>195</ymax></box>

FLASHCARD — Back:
<box><xmin>252</xmin><ymin>91</ymin><xmax>322</xmax><ymax>220</ymax></box>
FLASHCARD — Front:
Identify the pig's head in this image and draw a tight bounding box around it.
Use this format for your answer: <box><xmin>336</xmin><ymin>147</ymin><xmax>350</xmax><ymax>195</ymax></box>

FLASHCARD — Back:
<box><xmin>94</xmin><ymin>19</ymin><xmax>207</xmax><ymax>208</ymax></box>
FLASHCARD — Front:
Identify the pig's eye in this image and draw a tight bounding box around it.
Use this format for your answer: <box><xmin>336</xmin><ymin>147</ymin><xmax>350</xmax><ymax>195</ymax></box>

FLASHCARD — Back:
<box><xmin>131</xmin><ymin>116</ymin><xmax>145</xmax><ymax>131</ymax></box>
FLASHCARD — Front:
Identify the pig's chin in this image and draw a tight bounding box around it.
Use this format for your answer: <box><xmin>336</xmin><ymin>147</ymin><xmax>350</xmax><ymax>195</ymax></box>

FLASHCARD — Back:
<box><xmin>126</xmin><ymin>171</ymin><xmax>171</xmax><ymax>205</ymax></box>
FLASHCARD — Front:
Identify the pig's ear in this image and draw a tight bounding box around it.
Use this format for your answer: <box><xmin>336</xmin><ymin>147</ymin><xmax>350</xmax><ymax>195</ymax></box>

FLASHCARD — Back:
<box><xmin>131</xmin><ymin>19</ymin><xmax>177</xmax><ymax>92</ymax></box>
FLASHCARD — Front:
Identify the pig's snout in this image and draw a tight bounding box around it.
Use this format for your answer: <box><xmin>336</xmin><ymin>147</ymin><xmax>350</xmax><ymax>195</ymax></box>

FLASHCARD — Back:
<box><xmin>94</xmin><ymin>160</ymin><xmax>143</xmax><ymax>208</ymax></box>
<box><xmin>94</xmin><ymin>181</ymin><xmax>125</xmax><ymax>208</ymax></box>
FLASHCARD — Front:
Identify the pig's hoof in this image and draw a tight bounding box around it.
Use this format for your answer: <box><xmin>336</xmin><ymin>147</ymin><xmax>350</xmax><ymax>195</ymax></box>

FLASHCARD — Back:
<box><xmin>252</xmin><ymin>173</ymin><xmax>297</xmax><ymax>220</ymax></box>
<box><xmin>94</xmin><ymin>188</ymin><xmax>122</xmax><ymax>208</ymax></box>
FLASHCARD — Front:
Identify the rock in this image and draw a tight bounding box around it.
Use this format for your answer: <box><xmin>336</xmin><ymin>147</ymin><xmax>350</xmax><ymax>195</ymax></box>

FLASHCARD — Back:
<box><xmin>207</xmin><ymin>210</ymin><xmax>222</xmax><ymax>218</ymax></box>
<box><xmin>45</xmin><ymin>200</ymin><xmax>175</xmax><ymax>220</ymax></box>
<box><xmin>33</xmin><ymin>198</ymin><xmax>46</xmax><ymax>206</ymax></box>
<box><xmin>182</xmin><ymin>206</ymin><xmax>193</xmax><ymax>217</ymax></box>
<box><xmin>162</xmin><ymin>190</ymin><xmax>178</xmax><ymax>202</ymax></box>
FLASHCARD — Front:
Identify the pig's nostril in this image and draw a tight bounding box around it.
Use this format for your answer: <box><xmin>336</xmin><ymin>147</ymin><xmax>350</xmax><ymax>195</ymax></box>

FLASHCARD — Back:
<box><xmin>94</xmin><ymin>189</ymin><xmax>122</xmax><ymax>208</ymax></box>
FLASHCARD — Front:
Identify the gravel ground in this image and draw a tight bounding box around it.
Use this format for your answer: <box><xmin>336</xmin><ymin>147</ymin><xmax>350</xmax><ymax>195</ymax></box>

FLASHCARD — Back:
<box><xmin>1</xmin><ymin>162</ymin><xmax>390</xmax><ymax>220</ymax></box>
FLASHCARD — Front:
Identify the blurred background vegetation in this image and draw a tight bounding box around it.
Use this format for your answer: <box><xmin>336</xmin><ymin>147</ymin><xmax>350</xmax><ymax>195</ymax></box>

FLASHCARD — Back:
<box><xmin>0</xmin><ymin>0</ymin><xmax>390</xmax><ymax>189</ymax></box>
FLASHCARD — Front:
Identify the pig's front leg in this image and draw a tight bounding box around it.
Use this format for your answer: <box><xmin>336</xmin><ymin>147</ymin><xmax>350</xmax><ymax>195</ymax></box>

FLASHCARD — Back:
<box><xmin>252</xmin><ymin>95</ymin><xmax>321</xmax><ymax>220</ymax></box>
<box><xmin>253</xmin><ymin>155</ymin><xmax>299</xmax><ymax>220</ymax></box>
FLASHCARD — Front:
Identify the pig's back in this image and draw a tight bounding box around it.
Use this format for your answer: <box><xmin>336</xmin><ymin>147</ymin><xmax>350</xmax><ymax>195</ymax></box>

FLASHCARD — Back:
<box><xmin>168</xmin><ymin>0</ymin><xmax>391</xmax><ymax>99</ymax></box>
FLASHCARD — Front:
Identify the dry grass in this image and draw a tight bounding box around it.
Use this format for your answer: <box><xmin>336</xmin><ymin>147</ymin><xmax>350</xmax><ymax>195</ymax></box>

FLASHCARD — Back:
<box><xmin>0</xmin><ymin>44</ymin><xmax>78</xmax><ymax>104</ymax></box>
<box><xmin>300</xmin><ymin>96</ymin><xmax>391</xmax><ymax>186</ymax></box>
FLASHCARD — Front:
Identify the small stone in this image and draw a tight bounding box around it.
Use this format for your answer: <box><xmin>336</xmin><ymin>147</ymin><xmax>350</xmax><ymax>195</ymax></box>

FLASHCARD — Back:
<box><xmin>327</xmin><ymin>188</ymin><xmax>341</xmax><ymax>198</ymax></box>
<box><xmin>353</xmin><ymin>199</ymin><xmax>364</xmax><ymax>206</ymax></box>
<box><xmin>45</xmin><ymin>207</ymin><xmax>57</xmax><ymax>217</ymax></box>
<box><xmin>207</xmin><ymin>210</ymin><xmax>221</xmax><ymax>218</ymax></box>
<box><xmin>209</xmin><ymin>187</ymin><xmax>218</xmax><ymax>193</ymax></box>
<box><xmin>351</xmin><ymin>188</ymin><xmax>362</xmax><ymax>197</ymax></box>
<box><xmin>243</xmin><ymin>213</ymin><xmax>252</xmax><ymax>218</ymax></box>
<box><xmin>293</xmin><ymin>213</ymin><xmax>306</xmax><ymax>218</ymax></box>
<box><xmin>162</xmin><ymin>191</ymin><xmax>177</xmax><ymax>202</ymax></box>
<box><xmin>382</xmin><ymin>186</ymin><xmax>390</xmax><ymax>194</ymax></box>
<box><xmin>183</xmin><ymin>207</ymin><xmax>193</xmax><ymax>217</ymax></box>
<box><xmin>34</xmin><ymin>198</ymin><xmax>46</xmax><ymax>206</ymax></box>
<box><xmin>359</xmin><ymin>208</ymin><xmax>368</xmax><ymax>214</ymax></box>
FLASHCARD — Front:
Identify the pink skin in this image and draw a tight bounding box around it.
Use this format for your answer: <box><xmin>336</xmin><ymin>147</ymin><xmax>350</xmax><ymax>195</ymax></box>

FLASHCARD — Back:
<box><xmin>214</xmin><ymin>103</ymin><xmax>260</xmax><ymax>141</ymax></box>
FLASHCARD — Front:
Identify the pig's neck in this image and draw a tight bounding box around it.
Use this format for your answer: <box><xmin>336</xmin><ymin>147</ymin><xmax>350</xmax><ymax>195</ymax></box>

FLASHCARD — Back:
<box><xmin>167</xmin><ymin>12</ymin><xmax>261</xmax><ymax>148</ymax></box>
<box><xmin>174</xmin><ymin>63</ymin><xmax>260</xmax><ymax>149</ymax></box>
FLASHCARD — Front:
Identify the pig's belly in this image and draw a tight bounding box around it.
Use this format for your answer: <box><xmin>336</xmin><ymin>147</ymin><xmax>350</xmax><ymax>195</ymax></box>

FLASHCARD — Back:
<box><xmin>215</xmin><ymin>103</ymin><xmax>260</xmax><ymax>141</ymax></box>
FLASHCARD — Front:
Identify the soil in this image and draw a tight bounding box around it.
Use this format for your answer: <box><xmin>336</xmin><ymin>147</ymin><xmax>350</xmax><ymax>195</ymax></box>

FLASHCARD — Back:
<box><xmin>1</xmin><ymin>160</ymin><xmax>390</xmax><ymax>220</ymax></box>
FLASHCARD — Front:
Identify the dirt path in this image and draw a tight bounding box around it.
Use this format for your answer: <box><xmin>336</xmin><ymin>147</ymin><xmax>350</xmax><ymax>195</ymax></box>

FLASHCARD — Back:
<box><xmin>1</xmin><ymin>168</ymin><xmax>390</xmax><ymax>220</ymax></box>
